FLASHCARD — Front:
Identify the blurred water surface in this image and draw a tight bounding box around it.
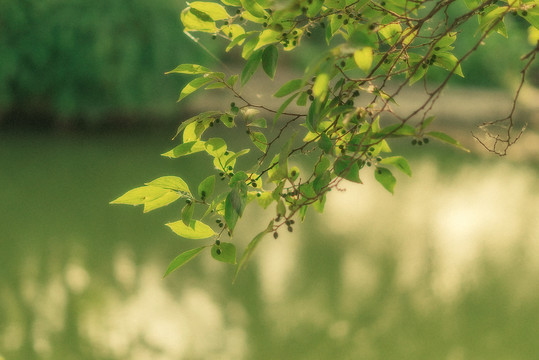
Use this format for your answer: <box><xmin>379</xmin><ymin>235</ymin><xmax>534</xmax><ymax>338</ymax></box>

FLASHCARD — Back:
<box><xmin>1</xmin><ymin>131</ymin><xmax>539</xmax><ymax>360</ymax></box>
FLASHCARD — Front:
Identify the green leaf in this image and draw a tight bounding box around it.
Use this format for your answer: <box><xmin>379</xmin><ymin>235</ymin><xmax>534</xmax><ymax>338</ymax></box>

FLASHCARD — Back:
<box><xmin>198</xmin><ymin>175</ymin><xmax>216</xmax><ymax>200</ymax></box>
<box><xmin>250</xmin><ymin>131</ymin><xmax>268</xmax><ymax>152</ymax></box>
<box><xmin>211</xmin><ymin>242</ymin><xmax>237</xmax><ymax>264</ymax></box>
<box><xmin>241</xmin><ymin>49</ymin><xmax>263</xmax><ymax>86</ymax></box>
<box><xmin>334</xmin><ymin>156</ymin><xmax>362</xmax><ymax>183</ymax></box>
<box><xmin>205</xmin><ymin>137</ymin><xmax>228</xmax><ymax>157</ymax></box>
<box><xmin>241</xmin><ymin>0</ymin><xmax>267</xmax><ymax>18</ymax></box>
<box><xmin>262</xmin><ymin>45</ymin><xmax>278</xmax><ymax>79</ymax></box>
<box><xmin>177</xmin><ymin>77</ymin><xmax>214</xmax><ymax>102</ymax></box>
<box><xmin>318</xmin><ymin>132</ymin><xmax>333</xmax><ymax>153</ymax></box>
<box><xmin>420</xmin><ymin>116</ymin><xmax>435</xmax><ymax>131</ymax></box>
<box><xmin>165</xmin><ymin>64</ymin><xmax>211</xmax><ymax>75</ymax></box>
<box><xmin>433</xmin><ymin>52</ymin><xmax>464</xmax><ymax>77</ymax></box>
<box><xmin>189</xmin><ymin>1</ymin><xmax>230</xmax><ymax>20</ymax></box>
<box><xmin>163</xmin><ymin>247</ymin><xmax>207</xmax><ymax>278</ymax></box>
<box><xmin>181</xmin><ymin>8</ymin><xmax>217</xmax><ymax>33</ymax></box>
<box><xmin>224</xmin><ymin>148</ymin><xmax>250</xmax><ymax>167</ymax></box>
<box><xmin>224</xmin><ymin>190</ymin><xmax>239</xmax><ymax>231</ymax></box>
<box><xmin>274</xmin><ymin>79</ymin><xmax>304</xmax><ymax>97</ymax></box>
<box><xmin>354</xmin><ymin>47</ymin><xmax>373</xmax><ymax>73</ymax></box>
<box><xmin>426</xmin><ymin>131</ymin><xmax>470</xmax><ymax>152</ymax></box>
<box><xmin>379</xmin><ymin>23</ymin><xmax>402</xmax><ymax>46</ymax></box>
<box><xmin>172</xmin><ymin>111</ymin><xmax>222</xmax><ymax>140</ymax></box>
<box><xmin>312</xmin><ymin>73</ymin><xmax>329</xmax><ymax>101</ymax></box>
<box><xmin>255</xmin><ymin>30</ymin><xmax>281</xmax><ymax>50</ymax></box>
<box><xmin>110</xmin><ymin>186</ymin><xmax>178</xmax><ymax>211</ymax></box>
<box><xmin>161</xmin><ymin>141</ymin><xmax>206</xmax><ymax>158</ymax></box>
<box><xmin>374</xmin><ymin>167</ymin><xmax>396</xmax><ymax>194</ymax></box>
<box><xmin>249</xmin><ymin>117</ymin><xmax>267</xmax><ymax>128</ymax></box>
<box><xmin>145</xmin><ymin>176</ymin><xmax>191</xmax><ymax>193</ymax></box>
<box><xmin>234</xmin><ymin>221</ymin><xmax>274</xmax><ymax>282</ymax></box>
<box><xmin>314</xmin><ymin>155</ymin><xmax>330</xmax><ymax>176</ymax></box>
<box><xmin>380</xmin><ymin>156</ymin><xmax>412</xmax><ymax>176</ymax></box>
<box><xmin>226</xmin><ymin>74</ymin><xmax>239</xmax><ymax>87</ymax></box>
<box><xmin>181</xmin><ymin>203</ymin><xmax>194</xmax><ymax>225</ymax></box>
<box><xmin>166</xmin><ymin>220</ymin><xmax>217</xmax><ymax>239</ymax></box>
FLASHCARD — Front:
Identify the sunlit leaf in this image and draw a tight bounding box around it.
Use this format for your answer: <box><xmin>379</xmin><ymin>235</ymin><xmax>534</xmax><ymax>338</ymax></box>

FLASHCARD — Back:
<box><xmin>166</xmin><ymin>220</ymin><xmax>217</xmax><ymax>239</ymax></box>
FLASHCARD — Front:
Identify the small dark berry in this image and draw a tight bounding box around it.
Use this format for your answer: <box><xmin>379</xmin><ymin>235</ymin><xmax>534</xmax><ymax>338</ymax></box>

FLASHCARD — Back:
<box><xmin>417</xmin><ymin>140</ymin><xmax>423</xmax><ymax>145</ymax></box>
<box><xmin>216</xmin><ymin>248</ymin><xmax>222</xmax><ymax>255</ymax></box>
<box><xmin>366</xmin><ymin>161</ymin><xmax>372</xmax><ymax>167</ymax></box>
<box><xmin>223</xmin><ymin>21</ymin><xmax>228</xmax><ymax>25</ymax></box>
<box><xmin>256</xmin><ymin>192</ymin><xmax>261</xmax><ymax>197</ymax></box>
<box><xmin>287</xmin><ymin>226</ymin><xmax>293</xmax><ymax>232</ymax></box>
<box><xmin>216</xmin><ymin>219</ymin><xmax>221</xmax><ymax>223</ymax></box>
<box><xmin>201</xmin><ymin>191</ymin><xmax>206</xmax><ymax>197</ymax></box>
<box><xmin>435</xmin><ymin>46</ymin><xmax>440</xmax><ymax>51</ymax></box>
<box><xmin>209</xmin><ymin>122</ymin><xmax>214</xmax><ymax>127</ymax></box>
<box><xmin>337</xmin><ymin>14</ymin><xmax>343</xmax><ymax>19</ymax></box>
<box><xmin>369</xmin><ymin>24</ymin><xmax>376</xmax><ymax>30</ymax></box>
<box><xmin>251</xmin><ymin>182</ymin><xmax>257</xmax><ymax>187</ymax></box>
<box><xmin>215</xmin><ymin>118</ymin><xmax>220</xmax><ymax>123</ymax></box>
<box><xmin>212</xmin><ymin>35</ymin><xmax>217</xmax><ymax>40</ymax></box>
<box><xmin>273</xmin><ymin>232</ymin><xmax>279</xmax><ymax>239</ymax></box>
<box><xmin>239</xmin><ymin>16</ymin><xmax>244</xmax><ymax>20</ymax></box>
<box><xmin>216</xmin><ymin>240</ymin><xmax>221</xmax><ymax>245</ymax></box>
<box><xmin>236</xmin><ymin>9</ymin><xmax>241</xmax><ymax>14</ymax></box>
<box><xmin>224</xmin><ymin>151</ymin><xmax>229</xmax><ymax>156</ymax></box>
<box><xmin>263</xmin><ymin>22</ymin><xmax>268</xmax><ymax>27</ymax></box>
<box><xmin>290</xmin><ymin>220</ymin><xmax>295</xmax><ymax>224</ymax></box>
<box><xmin>411</xmin><ymin>139</ymin><xmax>417</xmax><ymax>145</ymax></box>
<box><xmin>307</xmin><ymin>89</ymin><xmax>313</xmax><ymax>94</ymax></box>
<box><xmin>381</xmin><ymin>1</ymin><xmax>386</xmax><ymax>5</ymax></box>
<box><xmin>522</xmin><ymin>10</ymin><xmax>528</xmax><ymax>16</ymax></box>
<box><xmin>340</xmin><ymin>60</ymin><xmax>346</xmax><ymax>67</ymax></box>
<box><xmin>246</xmin><ymin>129</ymin><xmax>250</xmax><ymax>134</ymax></box>
<box><xmin>291</xmin><ymin>170</ymin><xmax>297</xmax><ymax>176</ymax></box>
<box><xmin>369</xmin><ymin>147</ymin><xmax>375</xmax><ymax>151</ymax></box>
<box><xmin>307</xmin><ymin>31</ymin><xmax>311</xmax><ymax>37</ymax></box>
<box><xmin>230</xmin><ymin>102</ymin><xmax>235</xmax><ymax>108</ymax></box>
<box><xmin>227</xmin><ymin>166</ymin><xmax>233</xmax><ymax>171</ymax></box>
<box><xmin>377</xmin><ymin>169</ymin><xmax>382</xmax><ymax>174</ymax></box>
<box><xmin>309</xmin><ymin>95</ymin><xmax>315</xmax><ymax>101</ymax></box>
<box><xmin>293</xmin><ymin>30</ymin><xmax>298</xmax><ymax>35</ymax></box>
<box><xmin>353</xmin><ymin>90</ymin><xmax>360</xmax><ymax>97</ymax></box>
<box><xmin>422</xmin><ymin>63</ymin><xmax>428</xmax><ymax>69</ymax></box>
<box><xmin>343</xmin><ymin>19</ymin><xmax>349</xmax><ymax>25</ymax></box>
<box><xmin>423</xmin><ymin>138</ymin><xmax>429</xmax><ymax>144</ymax></box>
<box><xmin>219</xmin><ymin>223</ymin><xmax>224</xmax><ymax>227</ymax></box>
<box><xmin>339</xmin><ymin>144</ymin><xmax>344</xmax><ymax>149</ymax></box>
<box><xmin>320</xmin><ymin>22</ymin><xmax>326</xmax><ymax>28</ymax></box>
<box><xmin>186</xmin><ymin>199</ymin><xmax>192</xmax><ymax>204</ymax></box>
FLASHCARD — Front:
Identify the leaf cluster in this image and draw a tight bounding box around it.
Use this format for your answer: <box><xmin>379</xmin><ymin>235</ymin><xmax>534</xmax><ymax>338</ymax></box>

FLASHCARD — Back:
<box><xmin>111</xmin><ymin>0</ymin><xmax>539</xmax><ymax>279</ymax></box>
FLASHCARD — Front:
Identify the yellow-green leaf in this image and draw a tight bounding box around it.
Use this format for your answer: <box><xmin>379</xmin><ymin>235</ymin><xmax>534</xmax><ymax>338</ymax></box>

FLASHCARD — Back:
<box><xmin>166</xmin><ymin>220</ymin><xmax>217</xmax><ymax>239</ymax></box>
<box><xmin>354</xmin><ymin>47</ymin><xmax>373</xmax><ymax>73</ymax></box>
<box><xmin>190</xmin><ymin>1</ymin><xmax>230</xmax><ymax>20</ymax></box>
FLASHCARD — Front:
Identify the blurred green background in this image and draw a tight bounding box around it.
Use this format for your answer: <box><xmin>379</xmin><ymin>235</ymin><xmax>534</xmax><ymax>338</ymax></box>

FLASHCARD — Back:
<box><xmin>1</xmin><ymin>0</ymin><xmax>539</xmax><ymax>359</ymax></box>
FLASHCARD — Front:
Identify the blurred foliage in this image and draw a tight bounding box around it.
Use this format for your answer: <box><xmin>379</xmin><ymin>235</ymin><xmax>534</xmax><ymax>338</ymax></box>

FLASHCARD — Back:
<box><xmin>0</xmin><ymin>0</ymin><xmax>537</xmax><ymax>128</ymax></box>
<box><xmin>0</xmin><ymin>0</ymin><xmax>220</xmax><ymax>127</ymax></box>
